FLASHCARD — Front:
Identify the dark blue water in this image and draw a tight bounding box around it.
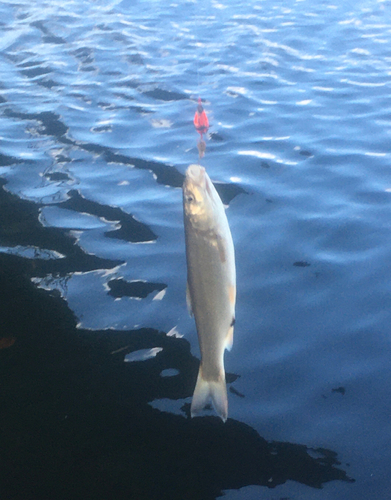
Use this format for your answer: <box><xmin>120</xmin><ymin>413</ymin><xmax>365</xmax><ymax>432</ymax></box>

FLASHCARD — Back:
<box><xmin>1</xmin><ymin>0</ymin><xmax>391</xmax><ymax>498</ymax></box>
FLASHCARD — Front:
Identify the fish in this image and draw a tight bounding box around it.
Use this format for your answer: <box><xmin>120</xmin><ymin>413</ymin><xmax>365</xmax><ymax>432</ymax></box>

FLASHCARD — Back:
<box><xmin>183</xmin><ymin>164</ymin><xmax>236</xmax><ymax>422</ymax></box>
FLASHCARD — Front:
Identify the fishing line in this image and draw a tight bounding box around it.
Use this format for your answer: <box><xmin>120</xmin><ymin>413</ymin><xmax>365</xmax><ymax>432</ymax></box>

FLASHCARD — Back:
<box><xmin>193</xmin><ymin>56</ymin><xmax>209</xmax><ymax>163</ymax></box>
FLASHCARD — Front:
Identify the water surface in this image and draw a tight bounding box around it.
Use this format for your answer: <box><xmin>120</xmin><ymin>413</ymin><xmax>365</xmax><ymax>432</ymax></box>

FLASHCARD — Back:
<box><xmin>1</xmin><ymin>0</ymin><xmax>391</xmax><ymax>498</ymax></box>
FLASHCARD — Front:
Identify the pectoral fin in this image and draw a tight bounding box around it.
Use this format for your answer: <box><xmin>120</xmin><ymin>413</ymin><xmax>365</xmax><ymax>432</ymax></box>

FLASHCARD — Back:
<box><xmin>225</xmin><ymin>322</ymin><xmax>234</xmax><ymax>351</ymax></box>
<box><xmin>186</xmin><ymin>283</ymin><xmax>193</xmax><ymax>316</ymax></box>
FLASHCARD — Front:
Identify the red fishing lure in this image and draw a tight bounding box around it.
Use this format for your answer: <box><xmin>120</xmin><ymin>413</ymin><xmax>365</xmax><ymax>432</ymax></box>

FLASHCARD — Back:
<box><xmin>193</xmin><ymin>98</ymin><xmax>209</xmax><ymax>137</ymax></box>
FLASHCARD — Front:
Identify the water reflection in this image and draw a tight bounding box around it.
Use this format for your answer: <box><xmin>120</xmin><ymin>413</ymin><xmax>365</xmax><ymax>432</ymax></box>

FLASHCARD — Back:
<box><xmin>124</xmin><ymin>347</ymin><xmax>163</xmax><ymax>363</ymax></box>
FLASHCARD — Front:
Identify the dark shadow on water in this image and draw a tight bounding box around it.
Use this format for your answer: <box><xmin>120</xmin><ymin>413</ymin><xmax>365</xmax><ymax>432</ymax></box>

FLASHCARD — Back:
<box><xmin>139</xmin><ymin>85</ymin><xmax>188</xmax><ymax>102</ymax></box>
<box><xmin>0</xmin><ymin>184</ymin><xmax>354</xmax><ymax>500</ymax></box>
<box><xmin>61</xmin><ymin>189</ymin><xmax>157</xmax><ymax>243</ymax></box>
<box><xmin>30</xmin><ymin>20</ymin><xmax>67</xmax><ymax>45</ymax></box>
<box><xmin>107</xmin><ymin>278</ymin><xmax>167</xmax><ymax>299</ymax></box>
<box><xmin>0</xmin><ymin>253</ymin><xmax>355</xmax><ymax>500</ymax></box>
<box><xmin>0</xmin><ymin>152</ymin><xmax>22</xmax><ymax>166</ymax></box>
<box><xmin>0</xmin><ymin>179</ymin><xmax>123</xmax><ymax>277</ymax></box>
<box><xmin>44</xmin><ymin>171</ymin><xmax>72</xmax><ymax>182</ymax></box>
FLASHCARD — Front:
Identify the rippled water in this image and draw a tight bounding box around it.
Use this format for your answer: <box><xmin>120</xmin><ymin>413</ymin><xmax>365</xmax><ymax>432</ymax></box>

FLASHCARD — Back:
<box><xmin>1</xmin><ymin>0</ymin><xmax>391</xmax><ymax>498</ymax></box>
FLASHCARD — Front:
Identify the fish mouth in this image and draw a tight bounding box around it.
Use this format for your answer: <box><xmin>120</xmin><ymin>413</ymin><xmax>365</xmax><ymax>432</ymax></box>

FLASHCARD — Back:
<box><xmin>184</xmin><ymin>164</ymin><xmax>215</xmax><ymax>207</ymax></box>
<box><xmin>186</xmin><ymin>164</ymin><xmax>206</xmax><ymax>188</ymax></box>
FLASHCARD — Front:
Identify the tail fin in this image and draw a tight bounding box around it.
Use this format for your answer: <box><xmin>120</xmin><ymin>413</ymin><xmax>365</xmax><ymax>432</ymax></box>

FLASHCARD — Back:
<box><xmin>191</xmin><ymin>367</ymin><xmax>228</xmax><ymax>422</ymax></box>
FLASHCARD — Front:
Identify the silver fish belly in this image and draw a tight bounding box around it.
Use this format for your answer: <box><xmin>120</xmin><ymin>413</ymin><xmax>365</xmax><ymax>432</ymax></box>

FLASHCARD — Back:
<box><xmin>183</xmin><ymin>164</ymin><xmax>236</xmax><ymax>422</ymax></box>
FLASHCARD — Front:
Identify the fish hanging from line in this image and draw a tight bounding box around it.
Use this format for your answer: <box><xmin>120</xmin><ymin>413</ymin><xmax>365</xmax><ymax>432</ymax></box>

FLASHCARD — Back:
<box><xmin>183</xmin><ymin>164</ymin><xmax>236</xmax><ymax>422</ymax></box>
<box><xmin>194</xmin><ymin>98</ymin><xmax>209</xmax><ymax>159</ymax></box>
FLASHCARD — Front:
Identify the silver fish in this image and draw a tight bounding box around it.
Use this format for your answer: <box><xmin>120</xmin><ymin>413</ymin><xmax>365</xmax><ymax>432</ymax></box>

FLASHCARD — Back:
<box><xmin>183</xmin><ymin>164</ymin><xmax>236</xmax><ymax>422</ymax></box>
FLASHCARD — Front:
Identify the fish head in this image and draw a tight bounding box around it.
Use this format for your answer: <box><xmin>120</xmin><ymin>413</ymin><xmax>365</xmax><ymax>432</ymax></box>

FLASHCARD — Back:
<box><xmin>183</xmin><ymin>164</ymin><xmax>215</xmax><ymax>224</ymax></box>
